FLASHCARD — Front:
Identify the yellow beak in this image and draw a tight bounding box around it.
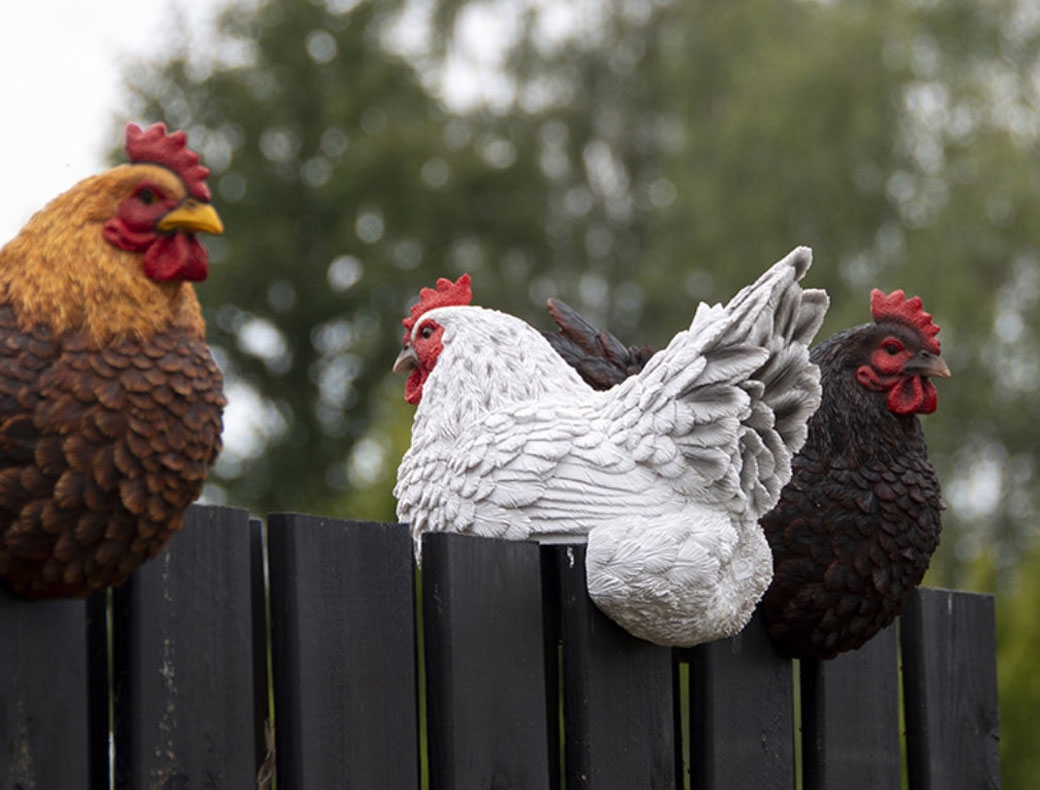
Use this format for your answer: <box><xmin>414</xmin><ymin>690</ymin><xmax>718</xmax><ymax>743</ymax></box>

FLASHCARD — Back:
<box><xmin>157</xmin><ymin>199</ymin><xmax>224</xmax><ymax>235</ymax></box>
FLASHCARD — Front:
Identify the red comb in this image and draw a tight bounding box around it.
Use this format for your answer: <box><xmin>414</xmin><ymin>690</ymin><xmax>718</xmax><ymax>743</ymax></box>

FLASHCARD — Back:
<box><xmin>124</xmin><ymin>122</ymin><xmax>211</xmax><ymax>202</ymax></box>
<box><xmin>402</xmin><ymin>274</ymin><xmax>472</xmax><ymax>341</ymax></box>
<box><xmin>870</xmin><ymin>289</ymin><xmax>941</xmax><ymax>354</ymax></box>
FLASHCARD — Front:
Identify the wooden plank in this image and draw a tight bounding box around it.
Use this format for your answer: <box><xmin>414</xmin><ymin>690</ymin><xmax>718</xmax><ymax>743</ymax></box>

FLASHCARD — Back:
<box><xmin>689</xmin><ymin>608</ymin><xmax>794</xmax><ymax>790</ymax></box>
<box><xmin>539</xmin><ymin>545</ymin><xmax>564</xmax><ymax>790</ymax></box>
<box><xmin>801</xmin><ymin>623</ymin><xmax>901</xmax><ymax>789</ymax></box>
<box><xmin>88</xmin><ymin>591</ymin><xmax>112</xmax><ymax>790</ymax></box>
<box><xmin>268</xmin><ymin>514</ymin><xmax>418</xmax><ymax>789</ymax></box>
<box><xmin>902</xmin><ymin>587</ymin><xmax>1001</xmax><ymax>790</ymax></box>
<box><xmin>558</xmin><ymin>544</ymin><xmax>677</xmax><ymax>790</ymax></box>
<box><xmin>249</xmin><ymin>517</ymin><xmax>274</xmax><ymax>787</ymax></box>
<box><xmin>422</xmin><ymin>532</ymin><xmax>550</xmax><ymax>790</ymax></box>
<box><xmin>111</xmin><ymin>503</ymin><xmax>255</xmax><ymax>789</ymax></box>
<box><xmin>0</xmin><ymin>591</ymin><xmax>91</xmax><ymax>790</ymax></box>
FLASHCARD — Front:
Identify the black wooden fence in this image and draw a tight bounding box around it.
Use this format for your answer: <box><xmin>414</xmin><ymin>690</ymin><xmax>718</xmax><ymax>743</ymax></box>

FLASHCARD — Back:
<box><xmin>1</xmin><ymin>504</ymin><xmax>1001</xmax><ymax>789</ymax></box>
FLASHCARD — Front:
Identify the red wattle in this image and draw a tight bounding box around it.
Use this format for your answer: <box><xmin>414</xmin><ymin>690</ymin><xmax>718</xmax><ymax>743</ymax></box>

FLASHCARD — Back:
<box><xmin>143</xmin><ymin>234</ymin><xmax>209</xmax><ymax>281</ymax></box>
<box><xmin>859</xmin><ymin>366</ymin><xmax>939</xmax><ymax>415</ymax></box>
<box><xmin>887</xmin><ymin>376</ymin><xmax>937</xmax><ymax>415</ymax></box>
<box><xmin>917</xmin><ymin>379</ymin><xmax>938</xmax><ymax>414</ymax></box>
<box><xmin>405</xmin><ymin>370</ymin><xmax>424</xmax><ymax>405</ymax></box>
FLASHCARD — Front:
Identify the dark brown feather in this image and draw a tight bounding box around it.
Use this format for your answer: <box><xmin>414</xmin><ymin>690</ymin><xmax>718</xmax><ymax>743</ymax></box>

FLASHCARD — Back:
<box><xmin>0</xmin><ymin>304</ymin><xmax>225</xmax><ymax>598</ymax></box>
<box><xmin>542</xmin><ymin>298</ymin><xmax>654</xmax><ymax>391</ymax></box>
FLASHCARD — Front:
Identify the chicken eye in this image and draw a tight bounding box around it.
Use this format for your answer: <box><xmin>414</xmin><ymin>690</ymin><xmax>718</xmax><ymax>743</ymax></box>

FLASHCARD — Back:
<box><xmin>137</xmin><ymin>189</ymin><xmax>157</xmax><ymax>205</ymax></box>
<box><xmin>878</xmin><ymin>336</ymin><xmax>904</xmax><ymax>356</ymax></box>
<box><xmin>420</xmin><ymin>325</ymin><xmax>434</xmax><ymax>339</ymax></box>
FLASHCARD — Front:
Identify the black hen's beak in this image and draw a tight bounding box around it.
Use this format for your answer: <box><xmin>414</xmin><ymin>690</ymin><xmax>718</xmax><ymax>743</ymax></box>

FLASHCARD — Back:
<box><xmin>905</xmin><ymin>350</ymin><xmax>951</xmax><ymax>379</ymax></box>
<box><xmin>393</xmin><ymin>346</ymin><xmax>419</xmax><ymax>374</ymax></box>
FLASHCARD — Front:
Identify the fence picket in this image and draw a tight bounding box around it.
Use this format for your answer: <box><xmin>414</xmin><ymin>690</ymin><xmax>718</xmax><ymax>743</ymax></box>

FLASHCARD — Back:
<box><xmin>0</xmin><ymin>506</ymin><xmax>1006</xmax><ymax>789</ymax></box>
<box><xmin>0</xmin><ymin>593</ymin><xmax>91</xmax><ymax>790</ymax></box>
<box><xmin>249</xmin><ymin>517</ymin><xmax>273</xmax><ymax>784</ymax></box>
<box><xmin>110</xmin><ymin>503</ymin><xmax>255</xmax><ymax>788</ymax></box>
<box><xmin>557</xmin><ymin>544</ymin><xmax>677</xmax><ymax>790</ymax></box>
<box><xmin>801</xmin><ymin>622</ymin><xmax>901</xmax><ymax>789</ymax></box>
<box><xmin>902</xmin><ymin>587</ymin><xmax>1001</xmax><ymax>790</ymax></box>
<box><xmin>422</xmin><ymin>532</ymin><xmax>551</xmax><ymax>790</ymax></box>
<box><xmin>688</xmin><ymin>609</ymin><xmax>794</xmax><ymax>790</ymax></box>
<box><xmin>267</xmin><ymin>514</ymin><xmax>419</xmax><ymax>789</ymax></box>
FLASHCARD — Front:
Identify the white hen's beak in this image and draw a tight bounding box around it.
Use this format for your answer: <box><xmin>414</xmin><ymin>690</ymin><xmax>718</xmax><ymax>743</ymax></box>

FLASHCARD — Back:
<box><xmin>394</xmin><ymin>345</ymin><xmax>419</xmax><ymax>373</ymax></box>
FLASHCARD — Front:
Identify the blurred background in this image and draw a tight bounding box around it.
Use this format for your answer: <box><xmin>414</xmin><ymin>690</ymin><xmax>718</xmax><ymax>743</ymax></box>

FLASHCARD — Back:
<box><xmin>3</xmin><ymin>0</ymin><xmax>1040</xmax><ymax>783</ymax></box>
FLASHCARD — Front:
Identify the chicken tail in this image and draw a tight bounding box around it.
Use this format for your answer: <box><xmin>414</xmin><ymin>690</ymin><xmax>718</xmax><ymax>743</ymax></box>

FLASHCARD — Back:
<box><xmin>605</xmin><ymin>246</ymin><xmax>829</xmax><ymax>521</ymax></box>
<box><xmin>543</xmin><ymin>299</ymin><xmax>654</xmax><ymax>391</ymax></box>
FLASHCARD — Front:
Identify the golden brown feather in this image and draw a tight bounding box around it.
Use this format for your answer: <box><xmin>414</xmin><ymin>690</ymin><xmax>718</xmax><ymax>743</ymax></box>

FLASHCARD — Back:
<box><xmin>0</xmin><ymin>165</ymin><xmax>208</xmax><ymax>345</ymax></box>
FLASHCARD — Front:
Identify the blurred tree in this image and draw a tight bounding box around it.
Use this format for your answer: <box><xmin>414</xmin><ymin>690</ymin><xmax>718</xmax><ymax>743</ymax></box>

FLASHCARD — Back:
<box><xmin>643</xmin><ymin>0</ymin><xmax>1040</xmax><ymax>590</ymax></box>
<box><xmin>123</xmin><ymin>0</ymin><xmax>1040</xmax><ymax>776</ymax></box>
<box><xmin>120</xmin><ymin>0</ymin><xmax>680</xmax><ymax>519</ymax></box>
<box><xmin>122</xmin><ymin>0</ymin><xmax>1040</xmax><ymax>582</ymax></box>
<box><xmin>995</xmin><ymin>533</ymin><xmax>1040</xmax><ymax>788</ymax></box>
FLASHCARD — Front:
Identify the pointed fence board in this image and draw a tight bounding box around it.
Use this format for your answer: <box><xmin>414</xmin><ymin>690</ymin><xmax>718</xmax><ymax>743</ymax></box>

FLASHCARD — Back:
<box><xmin>0</xmin><ymin>592</ymin><xmax>91</xmax><ymax>790</ymax></box>
<box><xmin>688</xmin><ymin>609</ymin><xmax>794</xmax><ymax>790</ymax></box>
<box><xmin>902</xmin><ymin>587</ymin><xmax>1001</xmax><ymax>790</ymax></box>
<box><xmin>800</xmin><ymin>623</ymin><xmax>901</xmax><ymax>789</ymax></box>
<box><xmin>557</xmin><ymin>544</ymin><xmax>677</xmax><ymax>790</ymax></box>
<box><xmin>422</xmin><ymin>532</ymin><xmax>551</xmax><ymax>790</ymax></box>
<box><xmin>267</xmin><ymin>514</ymin><xmax>418</xmax><ymax>789</ymax></box>
<box><xmin>110</xmin><ymin>504</ymin><xmax>256</xmax><ymax>789</ymax></box>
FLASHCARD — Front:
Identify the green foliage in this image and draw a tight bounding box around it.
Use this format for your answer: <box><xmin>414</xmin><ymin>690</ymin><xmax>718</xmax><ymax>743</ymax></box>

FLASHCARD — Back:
<box><xmin>121</xmin><ymin>0</ymin><xmax>574</xmax><ymax>517</ymax></box>
<box><xmin>121</xmin><ymin>0</ymin><xmax>695</xmax><ymax>521</ymax></box>
<box><xmin>644</xmin><ymin>0</ymin><xmax>1040</xmax><ymax>593</ymax></box>
<box><xmin>122</xmin><ymin>0</ymin><xmax>1040</xmax><ymax>565</ymax></box>
<box><xmin>995</xmin><ymin>536</ymin><xmax>1040</xmax><ymax>789</ymax></box>
<box><xmin>121</xmin><ymin>0</ymin><xmax>1040</xmax><ymax>564</ymax></box>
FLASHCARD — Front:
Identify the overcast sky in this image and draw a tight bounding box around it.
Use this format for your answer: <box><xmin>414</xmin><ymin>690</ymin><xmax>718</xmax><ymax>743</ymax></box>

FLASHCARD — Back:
<box><xmin>0</xmin><ymin>0</ymin><xmax>222</xmax><ymax>243</ymax></box>
<box><xmin>0</xmin><ymin>0</ymin><xmax>523</xmax><ymax>245</ymax></box>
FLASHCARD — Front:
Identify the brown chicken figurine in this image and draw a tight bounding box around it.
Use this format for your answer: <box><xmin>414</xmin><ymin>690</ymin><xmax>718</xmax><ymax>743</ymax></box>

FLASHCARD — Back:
<box><xmin>0</xmin><ymin>122</ymin><xmax>226</xmax><ymax>598</ymax></box>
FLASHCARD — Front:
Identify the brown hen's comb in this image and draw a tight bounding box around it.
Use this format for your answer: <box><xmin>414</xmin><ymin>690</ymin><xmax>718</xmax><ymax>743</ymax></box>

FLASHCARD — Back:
<box><xmin>402</xmin><ymin>274</ymin><xmax>472</xmax><ymax>340</ymax></box>
<box><xmin>870</xmin><ymin>289</ymin><xmax>941</xmax><ymax>354</ymax></box>
<box><xmin>124</xmin><ymin>122</ymin><xmax>212</xmax><ymax>202</ymax></box>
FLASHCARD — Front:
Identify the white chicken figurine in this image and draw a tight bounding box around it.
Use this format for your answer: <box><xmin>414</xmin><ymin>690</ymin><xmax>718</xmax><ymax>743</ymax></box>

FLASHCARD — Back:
<box><xmin>394</xmin><ymin>247</ymin><xmax>828</xmax><ymax>646</ymax></box>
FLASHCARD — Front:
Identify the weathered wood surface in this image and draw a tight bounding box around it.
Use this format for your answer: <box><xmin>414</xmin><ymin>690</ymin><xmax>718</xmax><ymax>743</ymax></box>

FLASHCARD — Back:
<box><xmin>110</xmin><ymin>504</ymin><xmax>256</xmax><ymax>789</ymax></box>
<box><xmin>902</xmin><ymin>587</ymin><xmax>1001</xmax><ymax>790</ymax></box>
<box><xmin>801</xmin><ymin>622</ymin><xmax>901</xmax><ymax>789</ymax></box>
<box><xmin>0</xmin><ymin>508</ymin><xmax>1004</xmax><ymax>789</ymax></box>
<box><xmin>249</xmin><ymin>517</ymin><xmax>272</xmax><ymax>785</ymax></box>
<box><xmin>268</xmin><ymin>513</ymin><xmax>419</xmax><ymax>789</ymax></box>
<box><xmin>688</xmin><ymin>609</ymin><xmax>794</xmax><ymax>790</ymax></box>
<box><xmin>422</xmin><ymin>532</ymin><xmax>551</xmax><ymax>790</ymax></box>
<box><xmin>558</xmin><ymin>544</ymin><xmax>677</xmax><ymax>790</ymax></box>
<box><xmin>0</xmin><ymin>593</ymin><xmax>91</xmax><ymax>790</ymax></box>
